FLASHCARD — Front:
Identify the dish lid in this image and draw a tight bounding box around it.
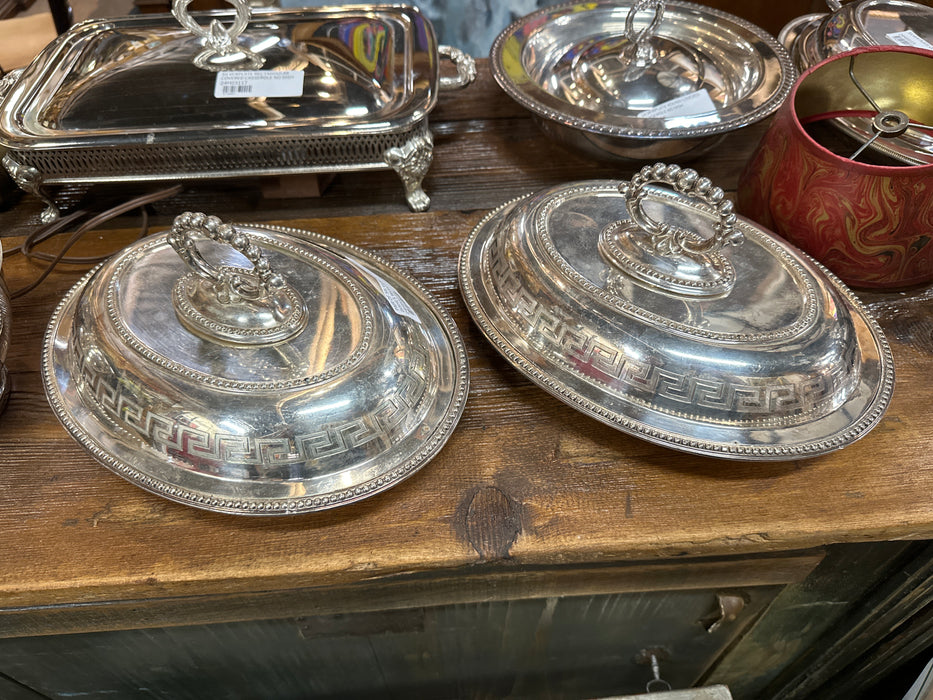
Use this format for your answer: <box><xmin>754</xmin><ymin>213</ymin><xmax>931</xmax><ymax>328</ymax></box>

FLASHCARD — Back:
<box><xmin>459</xmin><ymin>163</ymin><xmax>894</xmax><ymax>460</ymax></box>
<box><xmin>43</xmin><ymin>212</ymin><xmax>468</xmax><ymax>514</ymax></box>
<box><xmin>490</xmin><ymin>0</ymin><xmax>794</xmax><ymax>142</ymax></box>
<box><xmin>0</xmin><ymin>1</ymin><xmax>441</xmax><ymax>150</ymax></box>
<box><xmin>787</xmin><ymin>0</ymin><xmax>933</xmax><ymax>69</ymax></box>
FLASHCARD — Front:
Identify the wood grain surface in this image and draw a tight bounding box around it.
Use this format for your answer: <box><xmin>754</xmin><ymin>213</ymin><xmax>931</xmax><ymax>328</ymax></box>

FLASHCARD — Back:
<box><xmin>1</xmin><ymin>60</ymin><xmax>931</xmax><ymax>634</ymax></box>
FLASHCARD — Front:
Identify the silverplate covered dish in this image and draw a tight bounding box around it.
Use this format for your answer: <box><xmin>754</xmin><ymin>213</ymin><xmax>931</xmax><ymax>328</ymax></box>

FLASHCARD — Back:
<box><xmin>43</xmin><ymin>213</ymin><xmax>468</xmax><ymax>514</ymax></box>
<box><xmin>782</xmin><ymin>0</ymin><xmax>933</xmax><ymax>70</ymax></box>
<box><xmin>459</xmin><ymin>163</ymin><xmax>894</xmax><ymax>460</ymax></box>
<box><xmin>780</xmin><ymin>0</ymin><xmax>933</xmax><ymax>164</ymax></box>
<box><xmin>0</xmin><ymin>1</ymin><xmax>476</xmax><ymax>222</ymax></box>
<box><xmin>490</xmin><ymin>0</ymin><xmax>794</xmax><ymax>162</ymax></box>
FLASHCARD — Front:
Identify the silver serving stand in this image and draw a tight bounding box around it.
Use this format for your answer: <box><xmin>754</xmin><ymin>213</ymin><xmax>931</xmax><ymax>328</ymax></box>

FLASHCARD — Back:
<box><xmin>0</xmin><ymin>0</ymin><xmax>476</xmax><ymax>221</ymax></box>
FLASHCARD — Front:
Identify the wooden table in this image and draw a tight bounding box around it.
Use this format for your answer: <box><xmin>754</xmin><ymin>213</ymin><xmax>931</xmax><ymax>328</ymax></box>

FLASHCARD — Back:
<box><xmin>1</xmin><ymin>61</ymin><xmax>932</xmax><ymax>700</ymax></box>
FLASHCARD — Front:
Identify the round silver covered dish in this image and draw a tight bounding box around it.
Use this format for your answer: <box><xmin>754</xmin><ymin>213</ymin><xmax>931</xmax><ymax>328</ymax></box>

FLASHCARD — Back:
<box><xmin>490</xmin><ymin>0</ymin><xmax>794</xmax><ymax>162</ymax></box>
<box><xmin>43</xmin><ymin>213</ymin><xmax>468</xmax><ymax>514</ymax></box>
<box><xmin>782</xmin><ymin>0</ymin><xmax>933</xmax><ymax>71</ymax></box>
<box><xmin>459</xmin><ymin>164</ymin><xmax>894</xmax><ymax>460</ymax></box>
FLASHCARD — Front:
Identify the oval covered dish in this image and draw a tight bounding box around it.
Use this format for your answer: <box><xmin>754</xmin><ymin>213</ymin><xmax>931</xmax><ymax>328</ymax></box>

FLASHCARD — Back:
<box><xmin>783</xmin><ymin>0</ymin><xmax>933</xmax><ymax>71</ymax></box>
<box><xmin>459</xmin><ymin>164</ymin><xmax>894</xmax><ymax>460</ymax></box>
<box><xmin>43</xmin><ymin>213</ymin><xmax>468</xmax><ymax>514</ymax></box>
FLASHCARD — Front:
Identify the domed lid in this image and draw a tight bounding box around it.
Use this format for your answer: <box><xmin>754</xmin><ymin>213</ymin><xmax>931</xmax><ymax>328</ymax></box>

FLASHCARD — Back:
<box><xmin>43</xmin><ymin>212</ymin><xmax>468</xmax><ymax>514</ymax></box>
<box><xmin>459</xmin><ymin>163</ymin><xmax>894</xmax><ymax>460</ymax></box>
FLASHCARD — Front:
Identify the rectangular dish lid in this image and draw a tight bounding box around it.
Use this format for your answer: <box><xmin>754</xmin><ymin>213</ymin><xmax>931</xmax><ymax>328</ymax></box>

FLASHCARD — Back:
<box><xmin>0</xmin><ymin>2</ymin><xmax>440</xmax><ymax>149</ymax></box>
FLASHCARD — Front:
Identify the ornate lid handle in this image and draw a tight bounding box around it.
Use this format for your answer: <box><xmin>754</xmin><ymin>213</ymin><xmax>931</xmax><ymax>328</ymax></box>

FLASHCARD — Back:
<box><xmin>169</xmin><ymin>212</ymin><xmax>308</xmax><ymax>345</ymax></box>
<box><xmin>619</xmin><ymin>163</ymin><xmax>743</xmax><ymax>258</ymax></box>
<box><xmin>618</xmin><ymin>0</ymin><xmax>666</xmax><ymax>81</ymax></box>
<box><xmin>600</xmin><ymin>163</ymin><xmax>744</xmax><ymax>297</ymax></box>
<box><xmin>172</xmin><ymin>0</ymin><xmax>263</xmax><ymax>71</ymax></box>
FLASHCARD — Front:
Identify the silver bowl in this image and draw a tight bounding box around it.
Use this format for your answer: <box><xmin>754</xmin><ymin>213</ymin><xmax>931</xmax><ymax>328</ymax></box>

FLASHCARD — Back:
<box><xmin>490</xmin><ymin>0</ymin><xmax>795</xmax><ymax>162</ymax></box>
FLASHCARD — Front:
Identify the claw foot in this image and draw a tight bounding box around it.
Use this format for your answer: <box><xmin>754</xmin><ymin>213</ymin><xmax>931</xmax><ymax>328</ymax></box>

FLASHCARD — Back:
<box><xmin>385</xmin><ymin>129</ymin><xmax>434</xmax><ymax>212</ymax></box>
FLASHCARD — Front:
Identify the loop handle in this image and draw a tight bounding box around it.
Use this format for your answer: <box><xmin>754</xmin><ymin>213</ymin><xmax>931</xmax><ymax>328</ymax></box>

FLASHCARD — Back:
<box><xmin>618</xmin><ymin>0</ymin><xmax>665</xmax><ymax>80</ymax></box>
<box><xmin>624</xmin><ymin>0</ymin><xmax>665</xmax><ymax>47</ymax></box>
<box><xmin>619</xmin><ymin>162</ymin><xmax>742</xmax><ymax>258</ymax></box>
<box><xmin>438</xmin><ymin>45</ymin><xmax>477</xmax><ymax>91</ymax></box>
<box><xmin>169</xmin><ymin>212</ymin><xmax>308</xmax><ymax>346</ymax></box>
<box><xmin>599</xmin><ymin>163</ymin><xmax>743</xmax><ymax>297</ymax></box>
<box><xmin>169</xmin><ymin>212</ymin><xmax>284</xmax><ymax>295</ymax></box>
<box><xmin>172</xmin><ymin>0</ymin><xmax>263</xmax><ymax>71</ymax></box>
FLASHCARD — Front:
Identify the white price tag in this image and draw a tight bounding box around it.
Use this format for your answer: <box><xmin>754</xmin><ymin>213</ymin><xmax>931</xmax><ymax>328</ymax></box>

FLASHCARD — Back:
<box><xmin>214</xmin><ymin>71</ymin><xmax>305</xmax><ymax>99</ymax></box>
<box><xmin>886</xmin><ymin>30</ymin><xmax>933</xmax><ymax>50</ymax></box>
<box><xmin>637</xmin><ymin>89</ymin><xmax>718</xmax><ymax>121</ymax></box>
<box><xmin>360</xmin><ymin>270</ymin><xmax>420</xmax><ymax>322</ymax></box>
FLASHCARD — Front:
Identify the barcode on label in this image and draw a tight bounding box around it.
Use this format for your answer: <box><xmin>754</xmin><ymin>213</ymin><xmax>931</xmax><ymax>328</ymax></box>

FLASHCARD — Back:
<box><xmin>214</xmin><ymin>70</ymin><xmax>305</xmax><ymax>99</ymax></box>
<box><xmin>221</xmin><ymin>84</ymin><xmax>254</xmax><ymax>95</ymax></box>
<box><xmin>886</xmin><ymin>30</ymin><xmax>933</xmax><ymax>50</ymax></box>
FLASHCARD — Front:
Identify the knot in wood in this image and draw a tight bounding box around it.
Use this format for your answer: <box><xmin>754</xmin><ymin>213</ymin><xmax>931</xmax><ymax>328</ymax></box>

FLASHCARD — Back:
<box><xmin>458</xmin><ymin>486</ymin><xmax>522</xmax><ymax>561</ymax></box>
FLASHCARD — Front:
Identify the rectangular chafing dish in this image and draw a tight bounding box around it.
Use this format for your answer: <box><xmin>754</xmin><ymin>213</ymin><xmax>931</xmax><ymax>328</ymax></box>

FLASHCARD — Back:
<box><xmin>0</xmin><ymin>1</ymin><xmax>475</xmax><ymax>221</ymax></box>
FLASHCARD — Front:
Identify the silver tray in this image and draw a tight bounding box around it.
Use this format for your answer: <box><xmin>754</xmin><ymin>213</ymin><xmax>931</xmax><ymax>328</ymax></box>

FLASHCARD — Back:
<box><xmin>490</xmin><ymin>0</ymin><xmax>794</xmax><ymax>162</ymax></box>
<box><xmin>44</xmin><ymin>213</ymin><xmax>469</xmax><ymax>514</ymax></box>
<box><xmin>459</xmin><ymin>164</ymin><xmax>894</xmax><ymax>461</ymax></box>
<box><xmin>0</xmin><ymin>1</ymin><xmax>476</xmax><ymax>221</ymax></box>
<box><xmin>781</xmin><ymin>0</ymin><xmax>933</xmax><ymax>164</ymax></box>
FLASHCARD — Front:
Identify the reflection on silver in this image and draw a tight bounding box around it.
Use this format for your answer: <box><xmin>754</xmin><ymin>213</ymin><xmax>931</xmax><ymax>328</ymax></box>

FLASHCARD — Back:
<box><xmin>459</xmin><ymin>164</ymin><xmax>894</xmax><ymax>460</ymax></box>
<box><xmin>781</xmin><ymin>0</ymin><xmax>933</xmax><ymax>164</ymax></box>
<box><xmin>2</xmin><ymin>152</ymin><xmax>57</xmax><ymax>223</ymax></box>
<box><xmin>172</xmin><ymin>0</ymin><xmax>264</xmax><ymax>71</ymax></box>
<box><xmin>490</xmin><ymin>0</ymin><xmax>794</xmax><ymax>162</ymax></box>
<box><xmin>0</xmin><ymin>5</ymin><xmax>475</xmax><ymax>215</ymax></box>
<box><xmin>43</xmin><ymin>214</ymin><xmax>468</xmax><ymax>514</ymax></box>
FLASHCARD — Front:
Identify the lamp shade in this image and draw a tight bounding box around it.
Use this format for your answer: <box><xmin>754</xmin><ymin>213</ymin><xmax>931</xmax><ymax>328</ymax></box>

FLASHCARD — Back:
<box><xmin>738</xmin><ymin>46</ymin><xmax>933</xmax><ymax>289</ymax></box>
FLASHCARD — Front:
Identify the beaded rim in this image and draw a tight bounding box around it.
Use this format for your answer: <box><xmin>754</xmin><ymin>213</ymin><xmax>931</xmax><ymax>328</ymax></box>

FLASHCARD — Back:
<box><xmin>490</xmin><ymin>0</ymin><xmax>796</xmax><ymax>140</ymax></box>
<box><xmin>42</xmin><ymin>224</ymin><xmax>469</xmax><ymax>515</ymax></box>
<box><xmin>458</xmin><ymin>189</ymin><xmax>895</xmax><ymax>460</ymax></box>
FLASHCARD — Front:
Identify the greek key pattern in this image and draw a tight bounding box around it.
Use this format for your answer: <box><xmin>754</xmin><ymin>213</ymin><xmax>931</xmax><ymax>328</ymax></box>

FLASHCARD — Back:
<box><xmin>46</xmin><ymin>227</ymin><xmax>471</xmax><ymax>513</ymax></box>
<box><xmin>461</xmin><ymin>199</ymin><xmax>894</xmax><ymax>458</ymax></box>
<box><xmin>488</xmin><ymin>242</ymin><xmax>837</xmax><ymax>419</ymax></box>
<box><xmin>75</xmin><ymin>345</ymin><xmax>429</xmax><ymax>468</ymax></box>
